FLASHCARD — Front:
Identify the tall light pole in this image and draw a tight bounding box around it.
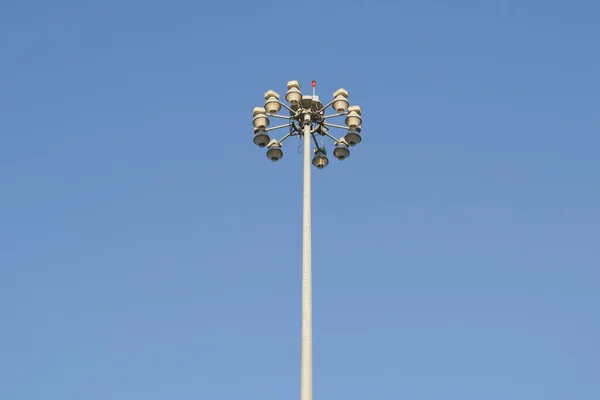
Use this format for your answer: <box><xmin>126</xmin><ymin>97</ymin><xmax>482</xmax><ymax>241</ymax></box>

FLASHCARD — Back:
<box><xmin>252</xmin><ymin>80</ymin><xmax>363</xmax><ymax>400</ymax></box>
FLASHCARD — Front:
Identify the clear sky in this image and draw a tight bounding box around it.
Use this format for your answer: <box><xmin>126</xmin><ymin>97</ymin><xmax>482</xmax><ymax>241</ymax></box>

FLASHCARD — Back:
<box><xmin>1</xmin><ymin>0</ymin><xmax>599</xmax><ymax>399</ymax></box>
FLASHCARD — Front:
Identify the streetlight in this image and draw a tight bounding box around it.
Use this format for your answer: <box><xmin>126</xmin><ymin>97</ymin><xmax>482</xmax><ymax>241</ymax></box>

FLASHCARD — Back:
<box><xmin>252</xmin><ymin>80</ymin><xmax>363</xmax><ymax>400</ymax></box>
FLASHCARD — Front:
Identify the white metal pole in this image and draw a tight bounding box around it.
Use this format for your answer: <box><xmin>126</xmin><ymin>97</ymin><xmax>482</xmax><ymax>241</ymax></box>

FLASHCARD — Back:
<box><xmin>301</xmin><ymin>114</ymin><xmax>312</xmax><ymax>400</ymax></box>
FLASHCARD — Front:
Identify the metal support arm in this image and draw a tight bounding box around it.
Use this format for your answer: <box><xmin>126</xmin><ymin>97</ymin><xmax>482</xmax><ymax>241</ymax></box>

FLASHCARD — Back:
<box><xmin>270</xmin><ymin>114</ymin><xmax>292</xmax><ymax>120</ymax></box>
<box><xmin>277</xmin><ymin>131</ymin><xmax>294</xmax><ymax>144</ymax></box>
<box><xmin>322</xmin><ymin>130</ymin><xmax>342</xmax><ymax>144</ymax></box>
<box><xmin>265</xmin><ymin>123</ymin><xmax>293</xmax><ymax>132</ymax></box>
<box><xmin>322</xmin><ymin>122</ymin><xmax>348</xmax><ymax>130</ymax></box>
<box><xmin>322</xmin><ymin>112</ymin><xmax>349</xmax><ymax>120</ymax></box>
<box><xmin>317</xmin><ymin>100</ymin><xmax>334</xmax><ymax>113</ymax></box>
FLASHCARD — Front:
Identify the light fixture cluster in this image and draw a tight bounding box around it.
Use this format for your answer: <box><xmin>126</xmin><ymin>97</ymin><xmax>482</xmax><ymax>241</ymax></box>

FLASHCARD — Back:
<box><xmin>252</xmin><ymin>80</ymin><xmax>363</xmax><ymax>168</ymax></box>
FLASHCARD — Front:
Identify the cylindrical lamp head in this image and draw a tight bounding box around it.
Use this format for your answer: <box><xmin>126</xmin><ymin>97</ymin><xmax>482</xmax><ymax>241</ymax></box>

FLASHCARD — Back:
<box><xmin>266</xmin><ymin>141</ymin><xmax>283</xmax><ymax>162</ymax></box>
<box><xmin>332</xmin><ymin>89</ymin><xmax>349</xmax><ymax>112</ymax></box>
<box><xmin>333</xmin><ymin>140</ymin><xmax>350</xmax><ymax>160</ymax></box>
<box><xmin>265</xmin><ymin>97</ymin><xmax>281</xmax><ymax>114</ymax></box>
<box><xmin>333</xmin><ymin>95</ymin><xmax>349</xmax><ymax>112</ymax></box>
<box><xmin>345</xmin><ymin>111</ymin><xmax>362</xmax><ymax>129</ymax></box>
<box><xmin>253</xmin><ymin>130</ymin><xmax>270</xmax><ymax>148</ymax></box>
<box><xmin>264</xmin><ymin>90</ymin><xmax>281</xmax><ymax>114</ymax></box>
<box><xmin>312</xmin><ymin>149</ymin><xmax>329</xmax><ymax>169</ymax></box>
<box><xmin>344</xmin><ymin>129</ymin><xmax>362</xmax><ymax>146</ymax></box>
<box><xmin>286</xmin><ymin>87</ymin><xmax>302</xmax><ymax>105</ymax></box>
<box><xmin>253</xmin><ymin>113</ymin><xmax>270</xmax><ymax>129</ymax></box>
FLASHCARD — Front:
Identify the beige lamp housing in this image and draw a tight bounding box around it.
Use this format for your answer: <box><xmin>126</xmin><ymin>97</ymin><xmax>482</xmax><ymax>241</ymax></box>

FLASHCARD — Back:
<box><xmin>264</xmin><ymin>90</ymin><xmax>281</xmax><ymax>114</ymax></box>
<box><xmin>344</xmin><ymin>111</ymin><xmax>362</xmax><ymax>129</ymax></box>
<box><xmin>332</xmin><ymin>88</ymin><xmax>349</xmax><ymax>112</ymax></box>
<box><xmin>253</xmin><ymin>112</ymin><xmax>270</xmax><ymax>130</ymax></box>
<box><xmin>286</xmin><ymin>87</ymin><xmax>302</xmax><ymax>105</ymax></box>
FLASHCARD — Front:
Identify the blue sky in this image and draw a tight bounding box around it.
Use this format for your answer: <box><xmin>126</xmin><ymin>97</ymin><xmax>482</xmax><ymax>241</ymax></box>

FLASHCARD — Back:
<box><xmin>1</xmin><ymin>0</ymin><xmax>599</xmax><ymax>399</ymax></box>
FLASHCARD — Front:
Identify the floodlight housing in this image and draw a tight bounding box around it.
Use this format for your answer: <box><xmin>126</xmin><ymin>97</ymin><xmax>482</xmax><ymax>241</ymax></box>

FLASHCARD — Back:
<box><xmin>265</xmin><ymin>97</ymin><xmax>281</xmax><ymax>114</ymax></box>
<box><xmin>344</xmin><ymin>128</ymin><xmax>362</xmax><ymax>146</ymax></box>
<box><xmin>264</xmin><ymin>90</ymin><xmax>281</xmax><ymax>114</ymax></box>
<box><xmin>253</xmin><ymin>129</ymin><xmax>270</xmax><ymax>148</ymax></box>
<box><xmin>333</xmin><ymin>140</ymin><xmax>350</xmax><ymax>160</ymax></box>
<box><xmin>312</xmin><ymin>149</ymin><xmax>329</xmax><ymax>169</ymax></box>
<box><xmin>332</xmin><ymin>89</ymin><xmax>349</xmax><ymax>112</ymax></box>
<box><xmin>286</xmin><ymin>87</ymin><xmax>302</xmax><ymax>105</ymax></box>
<box><xmin>266</xmin><ymin>140</ymin><xmax>283</xmax><ymax>161</ymax></box>
<box><xmin>344</xmin><ymin>111</ymin><xmax>362</xmax><ymax>129</ymax></box>
<box><xmin>253</xmin><ymin>112</ymin><xmax>270</xmax><ymax>129</ymax></box>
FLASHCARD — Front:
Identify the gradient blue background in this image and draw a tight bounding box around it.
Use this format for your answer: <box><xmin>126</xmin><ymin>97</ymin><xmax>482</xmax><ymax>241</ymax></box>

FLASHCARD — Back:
<box><xmin>1</xmin><ymin>1</ymin><xmax>599</xmax><ymax>399</ymax></box>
